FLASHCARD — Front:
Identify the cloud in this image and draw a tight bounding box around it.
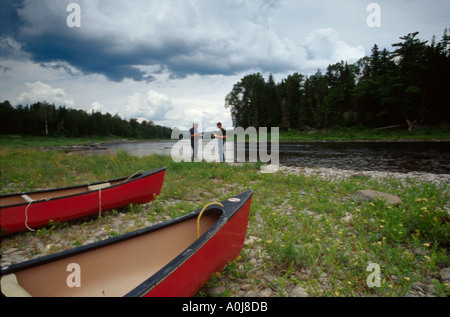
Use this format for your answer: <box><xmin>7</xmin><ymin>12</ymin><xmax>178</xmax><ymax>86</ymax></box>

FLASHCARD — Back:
<box><xmin>0</xmin><ymin>65</ymin><xmax>12</xmax><ymax>74</ymax></box>
<box><xmin>0</xmin><ymin>36</ymin><xmax>29</xmax><ymax>60</ymax></box>
<box><xmin>124</xmin><ymin>89</ymin><xmax>176</xmax><ymax>122</ymax></box>
<box><xmin>90</xmin><ymin>101</ymin><xmax>107</xmax><ymax>113</ymax></box>
<box><xmin>3</xmin><ymin>0</ymin><xmax>368</xmax><ymax>82</ymax></box>
<box><xmin>16</xmin><ymin>81</ymin><xmax>75</xmax><ymax>107</ymax></box>
<box><xmin>304</xmin><ymin>28</ymin><xmax>366</xmax><ymax>68</ymax></box>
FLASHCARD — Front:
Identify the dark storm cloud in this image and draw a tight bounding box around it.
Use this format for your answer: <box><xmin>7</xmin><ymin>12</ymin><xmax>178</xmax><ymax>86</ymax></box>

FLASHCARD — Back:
<box><xmin>0</xmin><ymin>0</ymin><xmax>315</xmax><ymax>81</ymax></box>
<box><xmin>0</xmin><ymin>0</ymin><xmax>152</xmax><ymax>81</ymax></box>
<box><xmin>1</xmin><ymin>0</ymin><xmax>376</xmax><ymax>82</ymax></box>
<box><xmin>24</xmin><ymin>34</ymin><xmax>152</xmax><ymax>82</ymax></box>
<box><xmin>0</xmin><ymin>0</ymin><xmax>23</xmax><ymax>36</ymax></box>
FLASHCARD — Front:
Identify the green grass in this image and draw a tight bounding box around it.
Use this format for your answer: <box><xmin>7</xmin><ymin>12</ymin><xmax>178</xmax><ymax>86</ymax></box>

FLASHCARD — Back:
<box><xmin>277</xmin><ymin>126</ymin><xmax>450</xmax><ymax>141</ymax></box>
<box><xmin>1</xmin><ymin>146</ymin><xmax>449</xmax><ymax>297</ymax></box>
<box><xmin>0</xmin><ymin>135</ymin><xmax>119</xmax><ymax>147</ymax></box>
<box><xmin>2</xmin><ymin>125</ymin><xmax>450</xmax><ymax>148</ymax></box>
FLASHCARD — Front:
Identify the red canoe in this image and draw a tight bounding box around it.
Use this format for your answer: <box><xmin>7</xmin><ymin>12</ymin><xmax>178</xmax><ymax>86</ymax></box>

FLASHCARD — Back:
<box><xmin>0</xmin><ymin>190</ymin><xmax>253</xmax><ymax>297</ymax></box>
<box><xmin>0</xmin><ymin>168</ymin><xmax>166</xmax><ymax>235</ymax></box>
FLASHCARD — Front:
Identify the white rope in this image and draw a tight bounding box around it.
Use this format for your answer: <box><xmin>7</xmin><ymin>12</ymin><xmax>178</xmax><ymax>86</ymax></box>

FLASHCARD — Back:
<box><xmin>120</xmin><ymin>170</ymin><xmax>145</xmax><ymax>184</ymax></box>
<box><xmin>24</xmin><ymin>197</ymin><xmax>50</xmax><ymax>232</ymax></box>
<box><xmin>98</xmin><ymin>187</ymin><xmax>102</xmax><ymax>218</ymax></box>
<box><xmin>24</xmin><ymin>170</ymin><xmax>146</xmax><ymax>228</ymax></box>
<box><xmin>97</xmin><ymin>170</ymin><xmax>144</xmax><ymax>218</ymax></box>
<box><xmin>24</xmin><ymin>201</ymin><xmax>35</xmax><ymax>232</ymax></box>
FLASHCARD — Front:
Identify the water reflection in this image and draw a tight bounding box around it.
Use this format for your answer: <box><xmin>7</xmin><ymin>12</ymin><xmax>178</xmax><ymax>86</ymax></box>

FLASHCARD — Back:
<box><xmin>104</xmin><ymin>141</ymin><xmax>176</xmax><ymax>157</ymax></box>
<box><xmin>279</xmin><ymin>142</ymin><xmax>450</xmax><ymax>174</ymax></box>
<box><xmin>85</xmin><ymin>140</ymin><xmax>450</xmax><ymax>174</ymax></box>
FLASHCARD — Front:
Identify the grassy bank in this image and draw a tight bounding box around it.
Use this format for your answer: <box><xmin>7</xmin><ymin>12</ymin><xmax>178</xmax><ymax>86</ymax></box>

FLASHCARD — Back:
<box><xmin>278</xmin><ymin>126</ymin><xmax>450</xmax><ymax>141</ymax></box>
<box><xmin>2</xmin><ymin>125</ymin><xmax>450</xmax><ymax>148</ymax></box>
<box><xmin>0</xmin><ymin>135</ymin><xmax>172</xmax><ymax>147</ymax></box>
<box><xmin>1</xmin><ymin>147</ymin><xmax>449</xmax><ymax>297</ymax></box>
<box><xmin>0</xmin><ymin>135</ymin><xmax>118</xmax><ymax>147</ymax></box>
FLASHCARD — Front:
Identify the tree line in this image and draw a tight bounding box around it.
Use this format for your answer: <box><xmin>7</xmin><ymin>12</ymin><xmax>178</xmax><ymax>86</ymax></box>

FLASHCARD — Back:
<box><xmin>225</xmin><ymin>30</ymin><xmax>450</xmax><ymax>131</ymax></box>
<box><xmin>0</xmin><ymin>100</ymin><xmax>172</xmax><ymax>139</ymax></box>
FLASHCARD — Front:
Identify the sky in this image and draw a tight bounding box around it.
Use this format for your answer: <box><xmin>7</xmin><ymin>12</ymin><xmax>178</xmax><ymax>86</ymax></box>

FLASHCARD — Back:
<box><xmin>1</xmin><ymin>0</ymin><xmax>449</xmax><ymax>130</ymax></box>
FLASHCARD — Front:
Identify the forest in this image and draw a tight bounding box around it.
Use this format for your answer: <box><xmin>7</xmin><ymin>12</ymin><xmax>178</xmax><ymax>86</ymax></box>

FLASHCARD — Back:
<box><xmin>225</xmin><ymin>30</ymin><xmax>450</xmax><ymax>131</ymax></box>
<box><xmin>0</xmin><ymin>100</ymin><xmax>172</xmax><ymax>139</ymax></box>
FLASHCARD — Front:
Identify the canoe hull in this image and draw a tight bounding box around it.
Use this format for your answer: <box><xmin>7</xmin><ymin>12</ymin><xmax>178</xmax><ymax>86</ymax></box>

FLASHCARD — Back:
<box><xmin>141</xmin><ymin>194</ymin><xmax>252</xmax><ymax>297</ymax></box>
<box><xmin>1</xmin><ymin>190</ymin><xmax>253</xmax><ymax>297</ymax></box>
<box><xmin>0</xmin><ymin>169</ymin><xmax>166</xmax><ymax>235</ymax></box>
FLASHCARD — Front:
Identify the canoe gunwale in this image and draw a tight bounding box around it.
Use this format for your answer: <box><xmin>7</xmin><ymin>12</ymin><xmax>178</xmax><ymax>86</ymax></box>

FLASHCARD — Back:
<box><xmin>127</xmin><ymin>190</ymin><xmax>252</xmax><ymax>297</ymax></box>
<box><xmin>0</xmin><ymin>190</ymin><xmax>253</xmax><ymax>297</ymax></box>
<box><xmin>126</xmin><ymin>209</ymin><xmax>227</xmax><ymax>297</ymax></box>
<box><xmin>0</xmin><ymin>168</ymin><xmax>167</xmax><ymax>209</ymax></box>
<box><xmin>0</xmin><ymin>202</ymin><xmax>207</xmax><ymax>275</ymax></box>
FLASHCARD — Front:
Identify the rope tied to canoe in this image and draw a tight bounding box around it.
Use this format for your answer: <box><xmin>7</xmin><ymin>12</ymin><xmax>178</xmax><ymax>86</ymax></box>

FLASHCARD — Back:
<box><xmin>98</xmin><ymin>187</ymin><xmax>102</xmax><ymax>218</ymax></box>
<box><xmin>96</xmin><ymin>170</ymin><xmax>145</xmax><ymax>218</ymax></box>
<box><xmin>23</xmin><ymin>196</ymin><xmax>50</xmax><ymax>232</ymax></box>
<box><xmin>22</xmin><ymin>170</ymin><xmax>146</xmax><ymax>231</ymax></box>
<box><xmin>197</xmin><ymin>202</ymin><xmax>224</xmax><ymax>239</ymax></box>
<box><xmin>120</xmin><ymin>170</ymin><xmax>145</xmax><ymax>184</ymax></box>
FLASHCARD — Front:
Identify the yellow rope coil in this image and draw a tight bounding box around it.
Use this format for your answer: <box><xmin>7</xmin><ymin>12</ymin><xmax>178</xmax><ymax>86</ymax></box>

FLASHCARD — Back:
<box><xmin>197</xmin><ymin>202</ymin><xmax>224</xmax><ymax>238</ymax></box>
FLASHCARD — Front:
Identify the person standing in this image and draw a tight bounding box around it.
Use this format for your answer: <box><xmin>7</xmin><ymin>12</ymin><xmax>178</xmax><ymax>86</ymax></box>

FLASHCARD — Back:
<box><xmin>190</xmin><ymin>122</ymin><xmax>200</xmax><ymax>161</ymax></box>
<box><xmin>213</xmin><ymin>122</ymin><xmax>227</xmax><ymax>163</ymax></box>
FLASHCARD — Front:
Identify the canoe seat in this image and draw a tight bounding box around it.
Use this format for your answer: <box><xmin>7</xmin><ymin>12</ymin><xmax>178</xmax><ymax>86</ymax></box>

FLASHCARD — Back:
<box><xmin>87</xmin><ymin>182</ymin><xmax>111</xmax><ymax>191</ymax></box>
<box><xmin>1</xmin><ymin>274</ymin><xmax>32</xmax><ymax>297</ymax></box>
<box><xmin>21</xmin><ymin>194</ymin><xmax>34</xmax><ymax>203</ymax></box>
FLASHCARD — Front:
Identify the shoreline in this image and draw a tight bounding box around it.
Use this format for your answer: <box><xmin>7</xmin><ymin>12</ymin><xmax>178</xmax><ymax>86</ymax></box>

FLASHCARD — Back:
<box><xmin>39</xmin><ymin>141</ymin><xmax>450</xmax><ymax>184</ymax></box>
<box><xmin>1</xmin><ymin>147</ymin><xmax>448</xmax><ymax>298</ymax></box>
<box><xmin>278</xmin><ymin>138</ymin><xmax>450</xmax><ymax>143</ymax></box>
<box><xmin>277</xmin><ymin>165</ymin><xmax>450</xmax><ymax>185</ymax></box>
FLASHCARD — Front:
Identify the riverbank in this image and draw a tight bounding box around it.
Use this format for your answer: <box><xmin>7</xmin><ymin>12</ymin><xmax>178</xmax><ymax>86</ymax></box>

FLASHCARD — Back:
<box><xmin>2</xmin><ymin>125</ymin><xmax>450</xmax><ymax>147</ymax></box>
<box><xmin>1</xmin><ymin>147</ymin><xmax>449</xmax><ymax>297</ymax></box>
<box><xmin>277</xmin><ymin>126</ymin><xmax>450</xmax><ymax>142</ymax></box>
<box><xmin>279</xmin><ymin>166</ymin><xmax>450</xmax><ymax>185</ymax></box>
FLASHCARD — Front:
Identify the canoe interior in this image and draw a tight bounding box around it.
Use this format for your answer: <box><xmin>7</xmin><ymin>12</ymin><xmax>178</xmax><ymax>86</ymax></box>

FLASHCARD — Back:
<box><xmin>4</xmin><ymin>212</ymin><xmax>221</xmax><ymax>297</ymax></box>
<box><xmin>0</xmin><ymin>177</ymin><xmax>135</xmax><ymax>208</ymax></box>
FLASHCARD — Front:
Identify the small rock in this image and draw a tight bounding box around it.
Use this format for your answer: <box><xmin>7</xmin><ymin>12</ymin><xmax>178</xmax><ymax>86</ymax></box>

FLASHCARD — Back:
<box><xmin>351</xmin><ymin>173</ymin><xmax>369</xmax><ymax>179</ymax></box>
<box><xmin>94</xmin><ymin>229</ymin><xmax>107</xmax><ymax>239</ymax></box>
<box><xmin>4</xmin><ymin>248</ymin><xmax>19</xmax><ymax>254</ymax></box>
<box><xmin>318</xmin><ymin>272</ymin><xmax>329</xmax><ymax>285</ymax></box>
<box><xmin>1</xmin><ymin>261</ymin><xmax>12</xmax><ymax>267</ymax></box>
<box><xmin>301</xmin><ymin>209</ymin><xmax>317</xmax><ymax>216</ymax></box>
<box><xmin>313</xmin><ymin>214</ymin><xmax>324</xmax><ymax>221</ymax></box>
<box><xmin>423</xmin><ymin>283</ymin><xmax>436</xmax><ymax>295</ymax></box>
<box><xmin>187</xmin><ymin>194</ymin><xmax>201</xmax><ymax>202</ymax></box>
<box><xmin>207</xmin><ymin>285</ymin><xmax>226</xmax><ymax>296</ymax></box>
<box><xmin>290</xmin><ymin>286</ymin><xmax>308</xmax><ymax>297</ymax></box>
<box><xmin>240</xmin><ymin>284</ymin><xmax>252</xmax><ymax>291</ymax></box>
<box><xmin>341</xmin><ymin>212</ymin><xmax>353</xmax><ymax>223</ymax></box>
<box><xmin>260</xmin><ymin>288</ymin><xmax>272</xmax><ymax>297</ymax></box>
<box><xmin>440</xmin><ymin>267</ymin><xmax>450</xmax><ymax>284</ymax></box>
<box><xmin>263</xmin><ymin>274</ymin><xmax>275</xmax><ymax>283</ymax></box>
<box><xmin>245</xmin><ymin>236</ymin><xmax>259</xmax><ymax>246</ymax></box>
<box><xmin>296</xmin><ymin>269</ymin><xmax>311</xmax><ymax>281</ymax></box>
<box><xmin>248</xmin><ymin>249</ymin><xmax>258</xmax><ymax>259</ymax></box>
<box><xmin>110</xmin><ymin>219</ymin><xmax>123</xmax><ymax>230</ymax></box>
<box><xmin>354</xmin><ymin>190</ymin><xmax>402</xmax><ymax>206</ymax></box>
<box><xmin>411</xmin><ymin>281</ymin><xmax>426</xmax><ymax>292</ymax></box>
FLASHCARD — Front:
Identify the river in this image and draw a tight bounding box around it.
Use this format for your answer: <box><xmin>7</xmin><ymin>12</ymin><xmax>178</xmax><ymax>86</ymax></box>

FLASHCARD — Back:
<box><xmin>83</xmin><ymin>140</ymin><xmax>450</xmax><ymax>174</ymax></box>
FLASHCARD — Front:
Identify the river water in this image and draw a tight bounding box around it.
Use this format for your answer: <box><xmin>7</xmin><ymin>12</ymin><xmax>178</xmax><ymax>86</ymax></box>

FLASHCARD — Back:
<box><xmin>87</xmin><ymin>140</ymin><xmax>450</xmax><ymax>174</ymax></box>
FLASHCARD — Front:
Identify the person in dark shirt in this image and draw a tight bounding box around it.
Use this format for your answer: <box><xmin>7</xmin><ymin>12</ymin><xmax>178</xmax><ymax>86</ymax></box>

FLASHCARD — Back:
<box><xmin>213</xmin><ymin>122</ymin><xmax>226</xmax><ymax>163</ymax></box>
<box><xmin>190</xmin><ymin>122</ymin><xmax>200</xmax><ymax>161</ymax></box>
